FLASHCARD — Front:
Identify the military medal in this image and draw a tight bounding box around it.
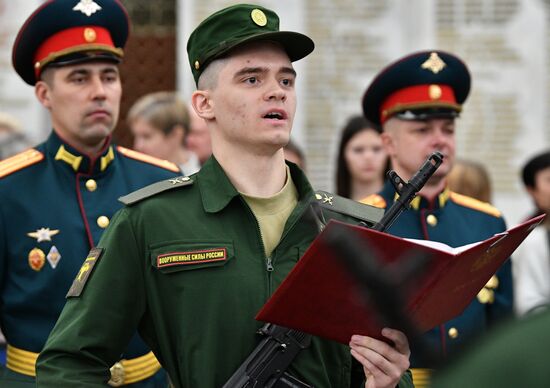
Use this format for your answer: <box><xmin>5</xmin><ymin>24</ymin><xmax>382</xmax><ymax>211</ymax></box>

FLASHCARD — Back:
<box><xmin>28</xmin><ymin>248</ymin><xmax>46</xmax><ymax>271</ymax></box>
<box><xmin>73</xmin><ymin>0</ymin><xmax>102</xmax><ymax>17</ymax></box>
<box><xmin>27</xmin><ymin>227</ymin><xmax>60</xmax><ymax>242</ymax></box>
<box><xmin>47</xmin><ymin>246</ymin><xmax>62</xmax><ymax>269</ymax></box>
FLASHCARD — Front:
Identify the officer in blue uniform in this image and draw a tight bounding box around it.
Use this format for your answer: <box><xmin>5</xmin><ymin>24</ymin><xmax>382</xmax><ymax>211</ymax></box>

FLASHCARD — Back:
<box><xmin>0</xmin><ymin>0</ymin><xmax>180</xmax><ymax>386</ymax></box>
<box><xmin>360</xmin><ymin>50</ymin><xmax>513</xmax><ymax>387</ymax></box>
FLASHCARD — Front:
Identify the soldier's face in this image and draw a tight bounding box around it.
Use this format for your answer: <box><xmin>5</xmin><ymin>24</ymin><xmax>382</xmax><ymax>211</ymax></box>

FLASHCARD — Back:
<box><xmin>382</xmin><ymin>117</ymin><xmax>456</xmax><ymax>181</ymax></box>
<box><xmin>207</xmin><ymin>42</ymin><xmax>296</xmax><ymax>155</ymax></box>
<box><xmin>36</xmin><ymin>61</ymin><xmax>121</xmax><ymax>153</ymax></box>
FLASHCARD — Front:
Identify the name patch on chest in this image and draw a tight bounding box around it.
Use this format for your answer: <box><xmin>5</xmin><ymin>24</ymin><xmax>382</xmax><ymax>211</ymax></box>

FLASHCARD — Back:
<box><xmin>157</xmin><ymin>248</ymin><xmax>227</xmax><ymax>268</ymax></box>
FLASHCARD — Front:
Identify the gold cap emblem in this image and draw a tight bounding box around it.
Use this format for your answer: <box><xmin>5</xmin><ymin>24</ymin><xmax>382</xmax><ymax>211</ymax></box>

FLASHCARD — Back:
<box><xmin>84</xmin><ymin>28</ymin><xmax>97</xmax><ymax>43</ymax></box>
<box><xmin>251</xmin><ymin>9</ymin><xmax>267</xmax><ymax>27</ymax></box>
<box><xmin>421</xmin><ymin>52</ymin><xmax>446</xmax><ymax>74</ymax></box>
<box><xmin>429</xmin><ymin>84</ymin><xmax>442</xmax><ymax>100</ymax></box>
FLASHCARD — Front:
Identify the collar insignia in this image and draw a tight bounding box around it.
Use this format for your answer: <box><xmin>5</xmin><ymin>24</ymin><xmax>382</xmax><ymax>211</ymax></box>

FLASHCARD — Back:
<box><xmin>169</xmin><ymin>177</ymin><xmax>191</xmax><ymax>185</ymax></box>
<box><xmin>73</xmin><ymin>0</ymin><xmax>102</xmax><ymax>17</ymax></box>
<box><xmin>315</xmin><ymin>193</ymin><xmax>333</xmax><ymax>205</ymax></box>
<box><xmin>421</xmin><ymin>52</ymin><xmax>447</xmax><ymax>74</ymax></box>
<box><xmin>27</xmin><ymin>228</ymin><xmax>60</xmax><ymax>242</ymax></box>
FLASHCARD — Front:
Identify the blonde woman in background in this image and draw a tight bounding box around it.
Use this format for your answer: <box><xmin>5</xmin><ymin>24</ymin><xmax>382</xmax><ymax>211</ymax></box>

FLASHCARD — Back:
<box><xmin>129</xmin><ymin>91</ymin><xmax>200</xmax><ymax>176</ymax></box>
<box><xmin>447</xmin><ymin>158</ymin><xmax>492</xmax><ymax>203</ymax></box>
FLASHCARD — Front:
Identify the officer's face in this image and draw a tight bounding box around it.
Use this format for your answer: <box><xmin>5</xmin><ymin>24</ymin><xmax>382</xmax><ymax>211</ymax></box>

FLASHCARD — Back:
<box><xmin>528</xmin><ymin>166</ymin><xmax>550</xmax><ymax>214</ymax></box>
<box><xmin>35</xmin><ymin>61</ymin><xmax>121</xmax><ymax>153</ymax></box>
<box><xmin>131</xmin><ymin>117</ymin><xmax>182</xmax><ymax>161</ymax></box>
<box><xmin>382</xmin><ymin>117</ymin><xmax>456</xmax><ymax>181</ymax></box>
<box><xmin>206</xmin><ymin>42</ymin><xmax>296</xmax><ymax>154</ymax></box>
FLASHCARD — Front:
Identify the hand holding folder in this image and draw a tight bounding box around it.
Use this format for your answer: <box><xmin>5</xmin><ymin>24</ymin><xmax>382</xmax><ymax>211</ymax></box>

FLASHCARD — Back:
<box><xmin>256</xmin><ymin>214</ymin><xmax>545</xmax><ymax>344</ymax></box>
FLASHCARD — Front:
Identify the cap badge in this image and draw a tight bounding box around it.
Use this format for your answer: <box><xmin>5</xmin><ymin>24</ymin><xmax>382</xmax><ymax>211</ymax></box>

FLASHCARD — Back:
<box><xmin>429</xmin><ymin>84</ymin><xmax>442</xmax><ymax>100</ymax></box>
<box><xmin>421</xmin><ymin>52</ymin><xmax>446</xmax><ymax>74</ymax></box>
<box><xmin>251</xmin><ymin>9</ymin><xmax>268</xmax><ymax>27</ymax></box>
<box><xmin>84</xmin><ymin>28</ymin><xmax>97</xmax><ymax>43</ymax></box>
<box><xmin>73</xmin><ymin>0</ymin><xmax>102</xmax><ymax>17</ymax></box>
<box><xmin>27</xmin><ymin>227</ymin><xmax>60</xmax><ymax>243</ymax></box>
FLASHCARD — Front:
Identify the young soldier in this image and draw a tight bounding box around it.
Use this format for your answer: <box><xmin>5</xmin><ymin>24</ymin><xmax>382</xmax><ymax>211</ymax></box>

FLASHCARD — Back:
<box><xmin>361</xmin><ymin>50</ymin><xmax>513</xmax><ymax>387</ymax></box>
<box><xmin>36</xmin><ymin>4</ymin><xmax>413</xmax><ymax>388</ymax></box>
<box><xmin>1</xmin><ymin>0</ymin><xmax>180</xmax><ymax>385</ymax></box>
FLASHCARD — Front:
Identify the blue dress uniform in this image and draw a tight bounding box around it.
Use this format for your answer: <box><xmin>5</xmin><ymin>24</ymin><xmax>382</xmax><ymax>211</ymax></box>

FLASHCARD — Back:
<box><xmin>360</xmin><ymin>50</ymin><xmax>514</xmax><ymax>387</ymax></box>
<box><xmin>4</xmin><ymin>0</ymin><xmax>181</xmax><ymax>385</ymax></box>
<box><xmin>0</xmin><ymin>131</ymin><xmax>180</xmax><ymax>386</ymax></box>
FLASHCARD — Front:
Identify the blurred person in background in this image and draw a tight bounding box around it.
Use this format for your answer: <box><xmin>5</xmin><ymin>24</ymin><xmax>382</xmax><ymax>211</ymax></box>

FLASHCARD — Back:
<box><xmin>129</xmin><ymin>91</ymin><xmax>200</xmax><ymax>176</ymax></box>
<box><xmin>0</xmin><ymin>112</ymin><xmax>31</xmax><ymax>159</ymax></box>
<box><xmin>335</xmin><ymin>114</ymin><xmax>389</xmax><ymax>200</ymax></box>
<box><xmin>512</xmin><ymin>150</ymin><xmax>550</xmax><ymax>316</ymax></box>
<box><xmin>283</xmin><ymin>138</ymin><xmax>306</xmax><ymax>170</ymax></box>
<box><xmin>186</xmin><ymin>102</ymin><xmax>212</xmax><ymax>166</ymax></box>
<box><xmin>447</xmin><ymin>158</ymin><xmax>492</xmax><ymax>203</ymax></box>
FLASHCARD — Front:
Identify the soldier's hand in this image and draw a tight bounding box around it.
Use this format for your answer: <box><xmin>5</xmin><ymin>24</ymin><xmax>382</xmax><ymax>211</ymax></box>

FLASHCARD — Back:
<box><xmin>349</xmin><ymin>328</ymin><xmax>410</xmax><ymax>388</ymax></box>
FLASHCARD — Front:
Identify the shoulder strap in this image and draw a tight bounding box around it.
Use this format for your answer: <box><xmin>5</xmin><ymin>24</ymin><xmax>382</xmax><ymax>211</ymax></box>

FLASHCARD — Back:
<box><xmin>313</xmin><ymin>190</ymin><xmax>384</xmax><ymax>227</ymax></box>
<box><xmin>0</xmin><ymin>149</ymin><xmax>44</xmax><ymax>178</ymax></box>
<box><xmin>119</xmin><ymin>176</ymin><xmax>193</xmax><ymax>205</ymax></box>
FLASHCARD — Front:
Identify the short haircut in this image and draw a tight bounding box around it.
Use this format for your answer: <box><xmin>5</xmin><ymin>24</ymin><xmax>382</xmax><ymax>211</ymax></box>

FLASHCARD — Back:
<box><xmin>39</xmin><ymin>66</ymin><xmax>55</xmax><ymax>87</ymax></box>
<box><xmin>197</xmin><ymin>58</ymin><xmax>227</xmax><ymax>90</ymax></box>
<box><xmin>522</xmin><ymin>150</ymin><xmax>550</xmax><ymax>188</ymax></box>
<box><xmin>127</xmin><ymin>91</ymin><xmax>190</xmax><ymax>140</ymax></box>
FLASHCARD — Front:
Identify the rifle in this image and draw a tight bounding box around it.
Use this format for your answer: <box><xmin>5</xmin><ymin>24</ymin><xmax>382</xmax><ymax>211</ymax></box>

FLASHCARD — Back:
<box><xmin>223</xmin><ymin>152</ymin><xmax>444</xmax><ymax>388</ymax></box>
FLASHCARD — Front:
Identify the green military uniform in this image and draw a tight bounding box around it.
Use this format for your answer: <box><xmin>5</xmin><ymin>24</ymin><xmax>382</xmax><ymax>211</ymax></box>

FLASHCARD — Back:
<box><xmin>432</xmin><ymin>309</ymin><xmax>550</xmax><ymax>387</ymax></box>
<box><xmin>36</xmin><ymin>158</ymin><xmax>413</xmax><ymax>387</ymax></box>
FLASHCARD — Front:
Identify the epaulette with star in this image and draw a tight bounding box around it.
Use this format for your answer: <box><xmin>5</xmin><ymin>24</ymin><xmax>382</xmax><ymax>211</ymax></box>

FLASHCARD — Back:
<box><xmin>0</xmin><ymin>149</ymin><xmax>44</xmax><ymax>178</ymax></box>
<box><xmin>117</xmin><ymin>146</ymin><xmax>180</xmax><ymax>173</ymax></box>
<box><xmin>119</xmin><ymin>176</ymin><xmax>193</xmax><ymax>205</ymax></box>
<box><xmin>314</xmin><ymin>190</ymin><xmax>384</xmax><ymax>227</ymax></box>
<box><xmin>359</xmin><ymin>194</ymin><xmax>387</xmax><ymax>209</ymax></box>
<box><xmin>449</xmin><ymin>191</ymin><xmax>502</xmax><ymax>218</ymax></box>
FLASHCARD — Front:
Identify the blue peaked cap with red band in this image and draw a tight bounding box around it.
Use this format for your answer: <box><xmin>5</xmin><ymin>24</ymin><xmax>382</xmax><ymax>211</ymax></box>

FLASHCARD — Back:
<box><xmin>12</xmin><ymin>0</ymin><xmax>129</xmax><ymax>85</ymax></box>
<box><xmin>362</xmin><ymin>50</ymin><xmax>471</xmax><ymax>127</ymax></box>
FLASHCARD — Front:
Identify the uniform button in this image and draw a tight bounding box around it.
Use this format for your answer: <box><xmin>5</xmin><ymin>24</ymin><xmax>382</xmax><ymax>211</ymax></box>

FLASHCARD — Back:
<box><xmin>448</xmin><ymin>327</ymin><xmax>459</xmax><ymax>339</ymax></box>
<box><xmin>97</xmin><ymin>216</ymin><xmax>110</xmax><ymax>229</ymax></box>
<box><xmin>85</xmin><ymin>179</ymin><xmax>97</xmax><ymax>192</ymax></box>
<box><xmin>426</xmin><ymin>214</ymin><xmax>438</xmax><ymax>226</ymax></box>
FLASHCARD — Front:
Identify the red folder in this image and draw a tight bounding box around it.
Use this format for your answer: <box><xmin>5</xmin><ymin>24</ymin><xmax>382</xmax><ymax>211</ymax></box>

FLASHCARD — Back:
<box><xmin>256</xmin><ymin>214</ymin><xmax>545</xmax><ymax>344</ymax></box>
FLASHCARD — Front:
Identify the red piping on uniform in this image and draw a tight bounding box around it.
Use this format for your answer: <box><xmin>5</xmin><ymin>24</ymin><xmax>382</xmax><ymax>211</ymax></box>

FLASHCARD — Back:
<box><xmin>439</xmin><ymin>324</ymin><xmax>447</xmax><ymax>356</ymax></box>
<box><xmin>75</xmin><ymin>172</ymin><xmax>94</xmax><ymax>249</ymax></box>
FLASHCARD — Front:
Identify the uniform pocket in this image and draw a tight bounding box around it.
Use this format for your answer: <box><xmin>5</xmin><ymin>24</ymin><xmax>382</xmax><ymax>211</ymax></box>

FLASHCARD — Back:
<box><xmin>149</xmin><ymin>240</ymin><xmax>234</xmax><ymax>274</ymax></box>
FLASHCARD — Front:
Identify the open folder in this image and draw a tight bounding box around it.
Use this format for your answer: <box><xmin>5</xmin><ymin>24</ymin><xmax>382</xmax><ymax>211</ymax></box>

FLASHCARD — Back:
<box><xmin>256</xmin><ymin>214</ymin><xmax>545</xmax><ymax>344</ymax></box>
